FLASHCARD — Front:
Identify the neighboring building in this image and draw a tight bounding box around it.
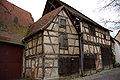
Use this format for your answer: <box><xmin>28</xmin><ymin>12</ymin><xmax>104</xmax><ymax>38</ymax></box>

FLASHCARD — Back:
<box><xmin>113</xmin><ymin>39</ymin><xmax>120</xmax><ymax>64</ymax></box>
<box><xmin>0</xmin><ymin>0</ymin><xmax>34</xmax><ymax>43</ymax></box>
<box><xmin>113</xmin><ymin>30</ymin><xmax>120</xmax><ymax>64</ymax></box>
<box><xmin>0</xmin><ymin>0</ymin><xmax>34</xmax><ymax>80</ymax></box>
<box><xmin>115</xmin><ymin>30</ymin><xmax>120</xmax><ymax>42</ymax></box>
<box><xmin>23</xmin><ymin>0</ymin><xmax>113</xmax><ymax>79</ymax></box>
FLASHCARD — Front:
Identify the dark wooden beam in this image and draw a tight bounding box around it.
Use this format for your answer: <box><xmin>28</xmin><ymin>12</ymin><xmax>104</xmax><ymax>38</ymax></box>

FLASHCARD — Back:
<box><xmin>48</xmin><ymin>1</ymin><xmax>56</xmax><ymax>9</ymax></box>
<box><xmin>42</xmin><ymin>31</ymin><xmax>45</xmax><ymax>80</ymax></box>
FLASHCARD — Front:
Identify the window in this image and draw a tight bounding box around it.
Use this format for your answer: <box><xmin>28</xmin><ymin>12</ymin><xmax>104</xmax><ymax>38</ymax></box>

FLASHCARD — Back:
<box><xmin>59</xmin><ymin>18</ymin><xmax>66</xmax><ymax>28</ymax></box>
<box><xmin>103</xmin><ymin>34</ymin><xmax>106</xmax><ymax>39</ymax></box>
<box><xmin>89</xmin><ymin>25</ymin><xmax>95</xmax><ymax>36</ymax></box>
<box><xmin>59</xmin><ymin>32</ymin><xmax>68</xmax><ymax>49</ymax></box>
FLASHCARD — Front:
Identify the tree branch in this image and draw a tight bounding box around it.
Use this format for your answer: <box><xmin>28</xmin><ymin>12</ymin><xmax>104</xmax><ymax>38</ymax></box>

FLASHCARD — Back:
<box><xmin>102</xmin><ymin>0</ymin><xmax>116</xmax><ymax>8</ymax></box>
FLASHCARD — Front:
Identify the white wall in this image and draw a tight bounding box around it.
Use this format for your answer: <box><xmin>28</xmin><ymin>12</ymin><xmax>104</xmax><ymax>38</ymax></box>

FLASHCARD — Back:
<box><xmin>114</xmin><ymin>40</ymin><xmax>120</xmax><ymax>64</ymax></box>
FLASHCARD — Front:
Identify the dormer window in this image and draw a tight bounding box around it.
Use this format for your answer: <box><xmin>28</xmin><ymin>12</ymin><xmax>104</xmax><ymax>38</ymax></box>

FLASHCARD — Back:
<box><xmin>59</xmin><ymin>18</ymin><xmax>66</xmax><ymax>28</ymax></box>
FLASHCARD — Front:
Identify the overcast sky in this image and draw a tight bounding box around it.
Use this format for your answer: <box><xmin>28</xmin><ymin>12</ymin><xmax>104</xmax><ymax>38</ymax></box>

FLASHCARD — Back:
<box><xmin>7</xmin><ymin>0</ymin><xmax>99</xmax><ymax>21</ymax></box>
<box><xmin>7</xmin><ymin>0</ymin><xmax>119</xmax><ymax>36</ymax></box>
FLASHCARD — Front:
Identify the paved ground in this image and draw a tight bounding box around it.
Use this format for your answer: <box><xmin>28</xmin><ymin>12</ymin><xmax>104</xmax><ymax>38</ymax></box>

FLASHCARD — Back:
<box><xmin>74</xmin><ymin>68</ymin><xmax>120</xmax><ymax>80</ymax></box>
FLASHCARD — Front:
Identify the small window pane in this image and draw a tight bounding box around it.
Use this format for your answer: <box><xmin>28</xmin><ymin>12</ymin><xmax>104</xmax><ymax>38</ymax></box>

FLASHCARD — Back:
<box><xmin>59</xmin><ymin>32</ymin><xmax>68</xmax><ymax>49</ymax></box>
<box><xmin>89</xmin><ymin>25</ymin><xmax>95</xmax><ymax>36</ymax></box>
<box><xmin>59</xmin><ymin>18</ymin><xmax>66</xmax><ymax>28</ymax></box>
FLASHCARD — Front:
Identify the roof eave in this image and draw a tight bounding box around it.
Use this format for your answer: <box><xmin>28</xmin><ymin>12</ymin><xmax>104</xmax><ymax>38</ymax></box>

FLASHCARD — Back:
<box><xmin>0</xmin><ymin>39</ymin><xmax>24</xmax><ymax>46</ymax></box>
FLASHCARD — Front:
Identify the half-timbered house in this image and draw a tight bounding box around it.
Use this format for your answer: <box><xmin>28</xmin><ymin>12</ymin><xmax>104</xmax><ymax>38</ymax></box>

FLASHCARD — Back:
<box><xmin>23</xmin><ymin>0</ymin><xmax>113</xmax><ymax>79</ymax></box>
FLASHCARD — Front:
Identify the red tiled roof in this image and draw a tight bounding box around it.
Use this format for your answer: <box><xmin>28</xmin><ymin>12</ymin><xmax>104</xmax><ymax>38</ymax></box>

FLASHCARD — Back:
<box><xmin>26</xmin><ymin>6</ymin><xmax>64</xmax><ymax>38</ymax></box>
<box><xmin>1</xmin><ymin>0</ymin><xmax>34</xmax><ymax>26</ymax></box>
<box><xmin>0</xmin><ymin>0</ymin><xmax>34</xmax><ymax>44</ymax></box>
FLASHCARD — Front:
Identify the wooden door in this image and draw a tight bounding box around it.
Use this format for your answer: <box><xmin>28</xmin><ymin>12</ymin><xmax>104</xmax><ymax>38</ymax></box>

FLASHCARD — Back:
<box><xmin>83</xmin><ymin>54</ymin><xmax>96</xmax><ymax>71</ymax></box>
<box><xmin>101</xmin><ymin>46</ymin><xmax>113</xmax><ymax>69</ymax></box>
<box><xmin>58</xmin><ymin>57</ymin><xmax>79</xmax><ymax>76</ymax></box>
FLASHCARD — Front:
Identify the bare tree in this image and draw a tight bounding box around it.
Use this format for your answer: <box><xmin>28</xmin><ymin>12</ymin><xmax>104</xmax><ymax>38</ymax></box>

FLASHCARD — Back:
<box><xmin>97</xmin><ymin>0</ymin><xmax>120</xmax><ymax>30</ymax></box>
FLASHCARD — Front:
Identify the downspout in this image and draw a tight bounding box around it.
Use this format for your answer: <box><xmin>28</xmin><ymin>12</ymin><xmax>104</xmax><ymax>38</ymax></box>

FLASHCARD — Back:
<box><xmin>75</xmin><ymin>17</ymin><xmax>84</xmax><ymax>76</ymax></box>
<box><xmin>79</xmin><ymin>21</ymin><xmax>84</xmax><ymax>76</ymax></box>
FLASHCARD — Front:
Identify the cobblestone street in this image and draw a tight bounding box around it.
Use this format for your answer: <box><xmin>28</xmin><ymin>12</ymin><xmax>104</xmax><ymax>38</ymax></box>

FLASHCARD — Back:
<box><xmin>74</xmin><ymin>68</ymin><xmax>120</xmax><ymax>80</ymax></box>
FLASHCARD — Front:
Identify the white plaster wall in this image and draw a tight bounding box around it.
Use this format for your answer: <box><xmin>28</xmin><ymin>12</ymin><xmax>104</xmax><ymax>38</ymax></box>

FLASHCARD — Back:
<box><xmin>114</xmin><ymin>41</ymin><xmax>120</xmax><ymax>64</ymax></box>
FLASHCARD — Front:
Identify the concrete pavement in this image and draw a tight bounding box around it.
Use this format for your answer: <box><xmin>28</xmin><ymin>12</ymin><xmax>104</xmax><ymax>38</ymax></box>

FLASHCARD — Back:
<box><xmin>73</xmin><ymin>68</ymin><xmax>120</xmax><ymax>80</ymax></box>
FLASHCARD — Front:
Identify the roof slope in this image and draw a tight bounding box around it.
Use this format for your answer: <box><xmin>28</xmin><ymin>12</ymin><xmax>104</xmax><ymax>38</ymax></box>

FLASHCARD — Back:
<box><xmin>0</xmin><ymin>0</ymin><xmax>34</xmax><ymax>44</ymax></box>
<box><xmin>0</xmin><ymin>0</ymin><xmax>34</xmax><ymax>26</ymax></box>
<box><xmin>26</xmin><ymin>6</ymin><xmax>64</xmax><ymax>39</ymax></box>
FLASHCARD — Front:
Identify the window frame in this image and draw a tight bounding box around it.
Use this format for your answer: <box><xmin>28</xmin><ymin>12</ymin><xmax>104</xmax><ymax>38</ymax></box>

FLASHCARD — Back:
<box><xmin>59</xmin><ymin>17</ymin><xmax>66</xmax><ymax>28</ymax></box>
<box><xmin>59</xmin><ymin>32</ymin><xmax>68</xmax><ymax>50</ymax></box>
<box><xmin>89</xmin><ymin>25</ymin><xmax>95</xmax><ymax>36</ymax></box>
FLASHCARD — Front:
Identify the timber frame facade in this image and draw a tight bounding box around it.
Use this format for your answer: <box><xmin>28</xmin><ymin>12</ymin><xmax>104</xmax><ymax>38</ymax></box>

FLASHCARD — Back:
<box><xmin>23</xmin><ymin>0</ymin><xmax>113</xmax><ymax>79</ymax></box>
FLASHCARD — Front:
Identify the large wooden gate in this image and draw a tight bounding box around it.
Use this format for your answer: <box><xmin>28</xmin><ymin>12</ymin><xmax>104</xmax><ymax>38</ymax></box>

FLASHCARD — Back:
<box><xmin>58</xmin><ymin>56</ymin><xmax>80</xmax><ymax>76</ymax></box>
<box><xmin>83</xmin><ymin>54</ymin><xmax>96</xmax><ymax>71</ymax></box>
<box><xmin>101</xmin><ymin>46</ymin><xmax>113</xmax><ymax>69</ymax></box>
<box><xmin>0</xmin><ymin>42</ymin><xmax>23</xmax><ymax>80</ymax></box>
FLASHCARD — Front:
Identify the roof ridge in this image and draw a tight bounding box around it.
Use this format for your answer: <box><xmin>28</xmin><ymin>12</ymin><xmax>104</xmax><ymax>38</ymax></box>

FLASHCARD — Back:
<box><xmin>37</xmin><ymin>5</ymin><xmax>64</xmax><ymax>23</ymax></box>
<box><xmin>1</xmin><ymin>0</ymin><xmax>34</xmax><ymax>22</ymax></box>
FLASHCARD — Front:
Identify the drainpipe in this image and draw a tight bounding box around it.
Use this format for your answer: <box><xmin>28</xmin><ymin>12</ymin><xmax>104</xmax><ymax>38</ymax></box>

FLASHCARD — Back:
<box><xmin>76</xmin><ymin>17</ymin><xmax>84</xmax><ymax>76</ymax></box>
<box><xmin>79</xmin><ymin>21</ymin><xmax>84</xmax><ymax>76</ymax></box>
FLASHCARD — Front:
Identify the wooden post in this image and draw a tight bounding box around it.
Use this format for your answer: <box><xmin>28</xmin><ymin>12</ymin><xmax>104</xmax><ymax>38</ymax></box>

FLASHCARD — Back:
<box><xmin>31</xmin><ymin>68</ymin><xmax>35</xmax><ymax>80</ymax></box>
